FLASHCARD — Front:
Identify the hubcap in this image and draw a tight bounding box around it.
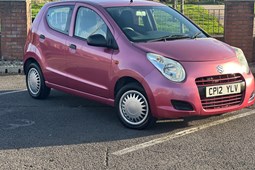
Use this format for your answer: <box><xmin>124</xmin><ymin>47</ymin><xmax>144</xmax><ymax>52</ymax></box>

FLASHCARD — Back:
<box><xmin>27</xmin><ymin>68</ymin><xmax>41</xmax><ymax>95</ymax></box>
<box><xmin>119</xmin><ymin>90</ymin><xmax>149</xmax><ymax>125</ymax></box>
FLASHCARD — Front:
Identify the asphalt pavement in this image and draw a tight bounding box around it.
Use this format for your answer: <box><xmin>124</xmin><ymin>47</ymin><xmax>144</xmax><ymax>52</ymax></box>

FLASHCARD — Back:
<box><xmin>0</xmin><ymin>75</ymin><xmax>255</xmax><ymax>169</ymax></box>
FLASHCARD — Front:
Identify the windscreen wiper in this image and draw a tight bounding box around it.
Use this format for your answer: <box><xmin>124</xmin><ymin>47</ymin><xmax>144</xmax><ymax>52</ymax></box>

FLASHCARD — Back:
<box><xmin>191</xmin><ymin>31</ymin><xmax>202</xmax><ymax>39</ymax></box>
<box><xmin>148</xmin><ymin>34</ymin><xmax>191</xmax><ymax>42</ymax></box>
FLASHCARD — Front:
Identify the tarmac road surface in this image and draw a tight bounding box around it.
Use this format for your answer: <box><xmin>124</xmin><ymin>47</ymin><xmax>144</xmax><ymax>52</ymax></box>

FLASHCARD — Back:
<box><xmin>0</xmin><ymin>75</ymin><xmax>255</xmax><ymax>169</ymax></box>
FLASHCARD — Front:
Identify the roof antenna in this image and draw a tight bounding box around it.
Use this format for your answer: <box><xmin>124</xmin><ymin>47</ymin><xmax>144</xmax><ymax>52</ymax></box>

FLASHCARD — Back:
<box><xmin>130</xmin><ymin>0</ymin><xmax>133</xmax><ymax>3</ymax></box>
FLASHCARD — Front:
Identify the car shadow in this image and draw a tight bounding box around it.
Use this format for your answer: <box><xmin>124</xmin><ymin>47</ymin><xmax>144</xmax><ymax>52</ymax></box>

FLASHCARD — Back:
<box><xmin>0</xmin><ymin>90</ymin><xmax>193</xmax><ymax>150</ymax></box>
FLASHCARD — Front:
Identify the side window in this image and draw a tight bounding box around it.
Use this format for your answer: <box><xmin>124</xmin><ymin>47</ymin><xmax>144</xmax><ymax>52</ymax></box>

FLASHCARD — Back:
<box><xmin>152</xmin><ymin>9</ymin><xmax>189</xmax><ymax>34</ymax></box>
<box><xmin>46</xmin><ymin>6</ymin><xmax>73</xmax><ymax>34</ymax></box>
<box><xmin>74</xmin><ymin>7</ymin><xmax>107</xmax><ymax>40</ymax></box>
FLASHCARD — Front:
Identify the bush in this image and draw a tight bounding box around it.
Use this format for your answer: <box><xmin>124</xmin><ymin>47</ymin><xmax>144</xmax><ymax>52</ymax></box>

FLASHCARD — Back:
<box><xmin>32</xmin><ymin>3</ymin><xmax>44</xmax><ymax>19</ymax></box>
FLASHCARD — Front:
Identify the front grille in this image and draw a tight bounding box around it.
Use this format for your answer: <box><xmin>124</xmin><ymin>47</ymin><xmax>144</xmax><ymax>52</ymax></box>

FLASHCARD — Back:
<box><xmin>196</xmin><ymin>73</ymin><xmax>243</xmax><ymax>86</ymax></box>
<box><xmin>195</xmin><ymin>74</ymin><xmax>245</xmax><ymax>110</ymax></box>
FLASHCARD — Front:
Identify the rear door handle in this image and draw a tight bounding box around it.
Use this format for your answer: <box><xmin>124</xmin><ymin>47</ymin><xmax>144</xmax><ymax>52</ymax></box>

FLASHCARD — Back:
<box><xmin>69</xmin><ymin>44</ymin><xmax>76</xmax><ymax>50</ymax></box>
<box><xmin>39</xmin><ymin>34</ymin><xmax>45</xmax><ymax>39</ymax></box>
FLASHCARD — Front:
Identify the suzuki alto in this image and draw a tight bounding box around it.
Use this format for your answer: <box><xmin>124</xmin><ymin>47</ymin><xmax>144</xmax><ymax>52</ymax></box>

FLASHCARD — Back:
<box><xmin>23</xmin><ymin>0</ymin><xmax>255</xmax><ymax>129</ymax></box>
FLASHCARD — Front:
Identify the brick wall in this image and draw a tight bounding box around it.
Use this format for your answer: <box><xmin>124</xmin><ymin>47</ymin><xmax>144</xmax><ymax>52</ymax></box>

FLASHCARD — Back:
<box><xmin>224</xmin><ymin>0</ymin><xmax>254</xmax><ymax>62</ymax></box>
<box><xmin>0</xmin><ymin>18</ymin><xmax>2</xmax><ymax>58</ymax></box>
<box><xmin>0</xmin><ymin>0</ymin><xmax>31</xmax><ymax>60</ymax></box>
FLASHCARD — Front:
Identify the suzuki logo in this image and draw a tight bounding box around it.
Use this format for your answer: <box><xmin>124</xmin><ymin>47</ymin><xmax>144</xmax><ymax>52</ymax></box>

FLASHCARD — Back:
<box><xmin>216</xmin><ymin>65</ymin><xmax>224</xmax><ymax>74</ymax></box>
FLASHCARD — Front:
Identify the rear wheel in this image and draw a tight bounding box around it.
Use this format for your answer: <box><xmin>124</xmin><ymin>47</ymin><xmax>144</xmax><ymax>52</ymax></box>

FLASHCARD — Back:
<box><xmin>26</xmin><ymin>63</ymin><xmax>51</xmax><ymax>99</ymax></box>
<box><xmin>115</xmin><ymin>83</ymin><xmax>155</xmax><ymax>129</ymax></box>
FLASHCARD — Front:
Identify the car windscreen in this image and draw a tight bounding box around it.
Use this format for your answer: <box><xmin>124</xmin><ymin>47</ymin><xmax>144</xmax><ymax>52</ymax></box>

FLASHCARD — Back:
<box><xmin>106</xmin><ymin>6</ymin><xmax>207</xmax><ymax>42</ymax></box>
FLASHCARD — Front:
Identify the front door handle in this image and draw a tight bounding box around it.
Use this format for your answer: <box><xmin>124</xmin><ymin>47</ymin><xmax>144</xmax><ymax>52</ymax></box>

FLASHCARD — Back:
<box><xmin>69</xmin><ymin>44</ymin><xmax>76</xmax><ymax>50</ymax></box>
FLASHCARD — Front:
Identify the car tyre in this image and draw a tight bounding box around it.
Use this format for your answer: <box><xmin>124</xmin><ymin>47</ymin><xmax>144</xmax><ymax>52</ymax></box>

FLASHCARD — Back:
<box><xmin>115</xmin><ymin>83</ymin><xmax>155</xmax><ymax>129</ymax></box>
<box><xmin>26</xmin><ymin>63</ymin><xmax>51</xmax><ymax>99</ymax></box>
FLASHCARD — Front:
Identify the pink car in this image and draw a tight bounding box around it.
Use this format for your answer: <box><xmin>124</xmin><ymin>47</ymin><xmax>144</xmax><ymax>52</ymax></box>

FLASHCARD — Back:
<box><xmin>23</xmin><ymin>0</ymin><xmax>255</xmax><ymax>129</ymax></box>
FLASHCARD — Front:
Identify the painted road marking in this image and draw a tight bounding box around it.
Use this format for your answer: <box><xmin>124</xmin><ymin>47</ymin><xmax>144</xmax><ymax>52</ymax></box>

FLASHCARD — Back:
<box><xmin>112</xmin><ymin>110</ymin><xmax>255</xmax><ymax>156</ymax></box>
<box><xmin>0</xmin><ymin>89</ymin><xmax>26</xmax><ymax>96</ymax></box>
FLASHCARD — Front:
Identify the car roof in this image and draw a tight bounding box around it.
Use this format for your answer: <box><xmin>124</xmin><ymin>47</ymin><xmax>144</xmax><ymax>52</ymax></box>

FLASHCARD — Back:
<box><xmin>50</xmin><ymin>0</ymin><xmax>165</xmax><ymax>7</ymax></box>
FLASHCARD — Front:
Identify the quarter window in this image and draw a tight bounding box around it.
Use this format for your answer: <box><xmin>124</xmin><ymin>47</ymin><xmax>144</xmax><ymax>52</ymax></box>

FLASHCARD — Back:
<box><xmin>46</xmin><ymin>6</ymin><xmax>73</xmax><ymax>34</ymax></box>
<box><xmin>74</xmin><ymin>7</ymin><xmax>107</xmax><ymax>40</ymax></box>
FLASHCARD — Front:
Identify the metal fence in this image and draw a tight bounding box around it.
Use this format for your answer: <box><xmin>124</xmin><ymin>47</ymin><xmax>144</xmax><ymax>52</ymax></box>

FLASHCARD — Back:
<box><xmin>174</xmin><ymin>5</ymin><xmax>225</xmax><ymax>35</ymax></box>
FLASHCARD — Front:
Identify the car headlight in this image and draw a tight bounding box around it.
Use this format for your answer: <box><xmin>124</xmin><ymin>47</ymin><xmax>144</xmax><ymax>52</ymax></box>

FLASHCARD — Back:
<box><xmin>147</xmin><ymin>53</ymin><xmax>186</xmax><ymax>82</ymax></box>
<box><xmin>233</xmin><ymin>47</ymin><xmax>250</xmax><ymax>74</ymax></box>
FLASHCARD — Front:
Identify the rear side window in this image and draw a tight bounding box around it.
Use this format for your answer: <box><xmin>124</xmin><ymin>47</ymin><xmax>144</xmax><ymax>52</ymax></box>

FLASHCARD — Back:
<box><xmin>46</xmin><ymin>6</ymin><xmax>73</xmax><ymax>34</ymax></box>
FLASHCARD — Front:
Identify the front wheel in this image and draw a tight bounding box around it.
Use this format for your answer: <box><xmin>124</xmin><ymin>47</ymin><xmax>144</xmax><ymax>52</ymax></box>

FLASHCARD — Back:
<box><xmin>115</xmin><ymin>83</ymin><xmax>155</xmax><ymax>129</ymax></box>
<box><xmin>26</xmin><ymin>63</ymin><xmax>51</xmax><ymax>99</ymax></box>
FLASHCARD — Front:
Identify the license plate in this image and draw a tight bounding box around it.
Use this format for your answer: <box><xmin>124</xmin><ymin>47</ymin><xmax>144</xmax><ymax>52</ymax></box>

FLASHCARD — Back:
<box><xmin>206</xmin><ymin>83</ymin><xmax>241</xmax><ymax>98</ymax></box>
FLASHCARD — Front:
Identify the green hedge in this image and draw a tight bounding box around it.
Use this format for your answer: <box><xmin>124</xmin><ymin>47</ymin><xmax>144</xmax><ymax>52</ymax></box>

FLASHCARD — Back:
<box><xmin>32</xmin><ymin>3</ymin><xmax>44</xmax><ymax>19</ymax></box>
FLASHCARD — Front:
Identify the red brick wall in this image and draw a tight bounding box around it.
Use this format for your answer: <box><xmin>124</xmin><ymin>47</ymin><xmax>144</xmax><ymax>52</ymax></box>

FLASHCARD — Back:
<box><xmin>0</xmin><ymin>0</ymin><xmax>31</xmax><ymax>60</ymax></box>
<box><xmin>224</xmin><ymin>0</ymin><xmax>254</xmax><ymax>62</ymax></box>
<box><xmin>0</xmin><ymin>20</ymin><xmax>2</xmax><ymax>58</ymax></box>
<box><xmin>253</xmin><ymin>37</ymin><xmax>255</xmax><ymax>62</ymax></box>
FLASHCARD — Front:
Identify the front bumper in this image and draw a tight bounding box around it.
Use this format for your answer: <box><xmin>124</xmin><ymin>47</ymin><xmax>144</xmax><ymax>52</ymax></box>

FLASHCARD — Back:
<box><xmin>143</xmin><ymin>59</ymin><xmax>255</xmax><ymax>119</ymax></box>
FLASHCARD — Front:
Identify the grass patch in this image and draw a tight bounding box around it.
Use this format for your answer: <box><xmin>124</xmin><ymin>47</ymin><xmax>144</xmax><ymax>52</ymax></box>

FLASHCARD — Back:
<box><xmin>173</xmin><ymin>4</ymin><xmax>224</xmax><ymax>35</ymax></box>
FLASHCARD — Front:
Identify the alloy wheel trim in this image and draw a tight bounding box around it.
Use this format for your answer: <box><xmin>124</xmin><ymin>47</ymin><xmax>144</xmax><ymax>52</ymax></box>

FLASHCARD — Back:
<box><xmin>27</xmin><ymin>67</ymin><xmax>41</xmax><ymax>95</ymax></box>
<box><xmin>119</xmin><ymin>90</ymin><xmax>149</xmax><ymax>126</ymax></box>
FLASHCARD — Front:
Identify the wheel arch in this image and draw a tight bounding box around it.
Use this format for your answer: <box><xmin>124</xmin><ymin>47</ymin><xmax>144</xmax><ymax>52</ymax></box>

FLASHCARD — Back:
<box><xmin>114</xmin><ymin>76</ymin><xmax>144</xmax><ymax>97</ymax></box>
<box><xmin>23</xmin><ymin>42</ymin><xmax>45</xmax><ymax>75</ymax></box>
<box><xmin>113</xmin><ymin>74</ymin><xmax>157</xmax><ymax>118</ymax></box>
<box><xmin>23</xmin><ymin>57</ymin><xmax>41</xmax><ymax>75</ymax></box>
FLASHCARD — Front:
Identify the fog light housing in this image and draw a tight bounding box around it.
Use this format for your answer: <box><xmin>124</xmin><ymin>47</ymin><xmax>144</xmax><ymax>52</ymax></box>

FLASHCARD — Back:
<box><xmin>249</xmin><ymin>91</ymin><xmax>255</xmax><ymax>101</ymax></box>
<box><xmin>171</xmin><ymin>100</ymin><xmax>194</xmax><ymax>111</ymax></box>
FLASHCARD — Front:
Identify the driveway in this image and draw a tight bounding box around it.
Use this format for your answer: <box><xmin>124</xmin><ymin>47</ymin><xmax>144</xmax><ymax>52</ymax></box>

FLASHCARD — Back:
<box><xmin>0</xmin><ymin>75</ymin><xmax>255</xmax><ymax>169</ymax></box>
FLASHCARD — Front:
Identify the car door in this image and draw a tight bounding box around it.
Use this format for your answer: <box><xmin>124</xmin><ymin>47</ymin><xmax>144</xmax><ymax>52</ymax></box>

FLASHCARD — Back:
<box><xmin>65</xmin><ymin>5</ymin><xmax>115</xmax><ymax>98</ymax></box>
<box><xmin>39</xmin><ymin>4</ymin><xmax>74</xmax><ymax>86</ymax></box>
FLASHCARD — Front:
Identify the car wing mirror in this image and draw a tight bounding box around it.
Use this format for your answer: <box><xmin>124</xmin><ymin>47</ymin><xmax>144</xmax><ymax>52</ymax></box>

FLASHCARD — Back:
<box><xmin>87</xmin><ymin>34</ymin><xmax>108</xmax><ymax>48</ymax></box>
